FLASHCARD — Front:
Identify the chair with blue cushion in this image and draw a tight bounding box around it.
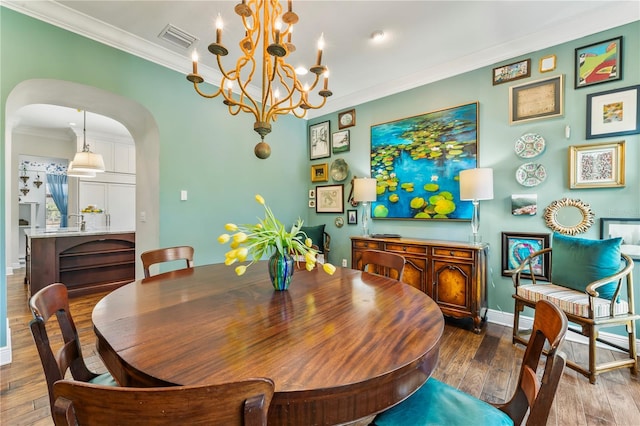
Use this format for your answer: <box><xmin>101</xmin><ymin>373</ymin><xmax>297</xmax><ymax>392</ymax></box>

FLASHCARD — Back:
<box><xmin>373</xmin><ymin>299</ymin><xmax>568</xmax><ymax>426</ymax></box>
<box><xmin>29</xmin><ymin>283</ymin><xmax>118</xmax><ymax>415</ymax></box>
<box><xmin>512</xmin><ymin>232</ymin><xmax>638</xmax><ymax>384</ymax></box>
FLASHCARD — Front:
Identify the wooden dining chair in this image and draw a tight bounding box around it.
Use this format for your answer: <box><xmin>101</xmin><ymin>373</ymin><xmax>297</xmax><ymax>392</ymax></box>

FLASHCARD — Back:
<box><xmin>359</xmin><ymin>249</ymin><xmax>406</xmax><ymax>281</ymax></box>
<box><xmin>141</xmin><ymin>245</ymin><xmax>194</xmax><ymax>278</ymax></box>
<box><xmin>52</xmin><ymin>378</ymin><xmax>275</xmax><ymax>426</ymax></box>
<box><xmin>372</xmin><ymin>299</ymin><xmax>568</xmax><ymax>426</ymax></box>
<box><xmin>29</xmin><ymin>283</ymin><xmax>118</xmax><ymax>413</ymax></box>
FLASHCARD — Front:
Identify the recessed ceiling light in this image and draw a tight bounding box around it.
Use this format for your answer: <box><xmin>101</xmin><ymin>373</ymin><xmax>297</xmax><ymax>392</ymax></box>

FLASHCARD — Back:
<box><xmin>371</xmin><ymin>30</ymin><xmax>385</xmax><ymax>43</ymax></box>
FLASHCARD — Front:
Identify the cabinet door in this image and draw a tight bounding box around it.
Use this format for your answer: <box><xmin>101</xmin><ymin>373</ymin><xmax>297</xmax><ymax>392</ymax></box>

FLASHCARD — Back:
<box><xmin>403</xmin><ymin>256</ymin><xmax>427</xmax><ymax>292</ymax></box>
<box><xmin>431</xmin><ymin>260</ymin><xmax>473</xmax><ymax>314</ymax></box>
<box><xmin>114</xmin><ymin>143</ymin><xmax>136</xmax><ymax>174</ymax></box>
<box><xmin>79</xmin><ymin>181</ymin><xmax>107</xmax><ymax>213</ymax></box>
<box><xmin>107</xmin><ymin>184</ymin><xmax>136</xmax><ymax>229</ymax></box>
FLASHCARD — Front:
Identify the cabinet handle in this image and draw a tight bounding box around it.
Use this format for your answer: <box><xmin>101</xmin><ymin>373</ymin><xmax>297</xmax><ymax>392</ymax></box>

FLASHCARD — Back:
<box><xmin>403</xmin><ymin>247</ymin><xmax>407</xmax><ymax>251</ymax></box>
<box><xmin>450</xmin><ymin>251</ymin><xmax>454</xmax><ymax>256</ymax></box>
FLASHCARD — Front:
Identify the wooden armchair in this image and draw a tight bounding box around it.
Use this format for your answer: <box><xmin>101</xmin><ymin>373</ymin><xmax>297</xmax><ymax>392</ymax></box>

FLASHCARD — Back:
<box><xmin>373</xmin><ymin>300</ymin><xmax>568</xmax><ymax>425</ymax></box>
<box><xmin>359</xmin><ymin>249</ymin><xmax>406</xmax><ymax>281</ymax></box>
<box><xmin>29</xmin><ymin>283</ymin><xmax>118</xmax><ymax>413</ymax></box>
<box><xmin>141</xmin><ymin>245</ymin><xmax>194</xmax><ymax>278</ymax></box>
<box><xmin>512</xmin><ymin>233</ymin><xmax>638</xmax><ymax>384</ymax></box>
<box><xmin>52</xmin><ymin>378</ymin><xmax>274</xmax><ymax>425</ymax></box>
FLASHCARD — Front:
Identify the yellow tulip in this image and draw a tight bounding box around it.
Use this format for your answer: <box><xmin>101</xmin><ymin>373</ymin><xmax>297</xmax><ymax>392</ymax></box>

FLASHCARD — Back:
<box><xmin>218</xmin><ymin>233</ymin><xmax>230</xmax><ymax>244</ymax></box>
<box><xmin>237</xmin><ymin>247</ymin><xmax>249</xmax><ymax>261</ymax></box>
<box><xmin>226</xmin><ymin>249</ymin><xmax>238</xmax><ymax>259</ymax></box>
<box><xmin>323</xmin><ymin>263</ymin><xmax>336</xmax><ymax>275</ymax></box>
<box><xmin>233</xmin><ymin>232</ymin><xmax>248</xmax><ymax>243</ymax></box>
<box><xmin>305</xmin><ymin>261</ymin><xmax>315</xmax><ymax>271</ymax></box>
<box><xmin>256</xmin><ymin>223</ymin><xmax>263</xmax><ymax>229</ymax></box>
<box><xmin>225</xmin><ymin>257</ymin><xmax>237</xmax><ymax>265</ymax></box>
<box><xmin>305</xmin><ymin>238</ymin><xmax>312</xmax><ymax>248</ymax></box>
<box><xmin>225</xmin><ymin>223</ymin><xmax>238</xmax><ymax>232</ymax></box>
<box><xmin>255</xmin><ymin>194</ymin><xmax>265</xmax><ymax>205</ymax></box>
<box><xmin>230</xmin><ymin>241</ymin><xmax>239</xmax><ymax>249</ymax></box>
<box><xmin>235</xmin><ymin>265</ymin><xmax>247</xmax><ymax>276</ymax></box>
<box><xmin>305</xmin><ymin>252</ymin><xmax>317</xmax><ymax>264</ymax></box>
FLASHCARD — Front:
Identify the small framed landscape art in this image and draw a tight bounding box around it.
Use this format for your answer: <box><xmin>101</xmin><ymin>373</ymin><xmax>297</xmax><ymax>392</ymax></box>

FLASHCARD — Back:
<box><xmin>575</xmin><ymin>36</ymin><xmax>622</xmax><ymax>89</ymax></box>
<box><xmin>315</xmin><ymin>184</ymin><xmax>344</xmax><ymax>214</ymax></box>
<box><xmin>600</xmin><ymin>218</ymin><xmax>640</xmax><ymax>260</ymax></box>
<box><xmin>309</xmin><ymin>121</ymin><xmax>331</xmax><ymax>160</ymax></box>
<box><xmin>511</xmin><ymin>194</ymin><xmax>537</xmax><ymax>216</ymax></box>
<box><xmin>586</xmin><ymin>85</ymin><xmax>639</xmax><ymax>139</ymax></box>
<box><xmin>569</xmin><ymin>141</ymin><xmax>625</xmax><ymax>189</ymax></box>
<box><xmin>501</xmin><ymin>232</ymin><xmax>551</xmax><ymax>281</ymax></box>
<box><xmin>509</xmin><ymin>75</ymin><xmax>563</xmax><ymax>124</ymax></box>
<box><xmin>492</xmin><ymin>58</ymin><xmax>530</xmax><ymax>85</ymax></box>
<box><xmin>332</xmin><ymin>130</ymin><xmax>350</xmax><ymax>153</ymax></box>
<box><xmin>311</xmin><ymin>163</ymin><xmax>328</xmax><ymax>182</ymax></box>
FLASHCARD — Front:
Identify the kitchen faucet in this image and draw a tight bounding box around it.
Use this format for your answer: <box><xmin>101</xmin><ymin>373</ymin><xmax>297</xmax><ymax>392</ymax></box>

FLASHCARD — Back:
<box><xmin>68</xmin><ymin>214</ymin><xmax>86</xmax><ymax>231</ymax></box>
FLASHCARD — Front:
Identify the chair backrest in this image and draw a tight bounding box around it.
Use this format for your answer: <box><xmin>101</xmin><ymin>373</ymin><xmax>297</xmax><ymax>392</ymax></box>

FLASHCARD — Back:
<box><xmin>499</xmin><ymin>299</ymin><xmax>568</xmax><ymax>426</ymax></box>
<box><xmin>29</xmin><ymin>283</ymin><xmax>98</xmax><ymax>411</ymax></box>
<box><xmin>141</xmin><ymin>245</ymin><xmax>195</xmax><ymax>278</ymax></box>
<box><xmin>360</xmin><ymin>249</ymin><xmax>406</xmax><ymax>281</ymax></box>
<box><xmin>52</xmin><ymin>378</ymin><xmax>275</xmax><ymax>426</ymax></box>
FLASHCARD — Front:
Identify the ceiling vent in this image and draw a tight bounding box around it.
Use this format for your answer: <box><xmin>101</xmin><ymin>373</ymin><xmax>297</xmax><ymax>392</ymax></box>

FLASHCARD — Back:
<box><xmin>158</xmin><ymin>24</ymin><xmax>197</xmax><ymax>49</ymax></box>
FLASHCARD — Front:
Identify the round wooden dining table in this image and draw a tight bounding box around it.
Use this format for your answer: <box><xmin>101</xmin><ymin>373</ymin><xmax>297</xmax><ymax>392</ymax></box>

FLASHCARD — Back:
<box><xmin>93</xmin><ymin>262</ymin><xmax>444</xmax><ymax>425</ymax></box>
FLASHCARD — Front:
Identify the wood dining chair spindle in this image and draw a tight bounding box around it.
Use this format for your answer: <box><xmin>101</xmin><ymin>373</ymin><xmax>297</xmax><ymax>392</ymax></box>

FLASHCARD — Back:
<box><xmin>141</xmin><ymin>245</ymin><xmax>194</xmax><ymax>278</ymax></box>
<box><xmin>360</xmin><ymin>249</ymin><xmax>406</xmax><ymax>281</ymax></box>
<box><xmin>29</xmin><ymin>283</ymin><xmax>118</xmax><ymax>413</ymax></box>
<box><xmin>52</xmin><ymin>378</ymin><xmax>275</xmax><ymax>426</ymax></box>
<box><xmin>372</xmin><ymin>299</ymin><xmax>568</xmax><ymax>426</ymax></box>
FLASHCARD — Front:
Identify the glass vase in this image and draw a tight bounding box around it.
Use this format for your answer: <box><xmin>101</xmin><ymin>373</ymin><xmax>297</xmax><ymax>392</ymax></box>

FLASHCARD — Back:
<box><xmin>268</xmin><ymin>252</ymin><xmax>294</xmax><ymax>291</ymax></box>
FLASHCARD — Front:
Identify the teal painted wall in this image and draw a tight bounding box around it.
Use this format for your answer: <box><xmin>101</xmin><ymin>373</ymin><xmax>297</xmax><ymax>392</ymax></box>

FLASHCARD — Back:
<box><xmin>308</xmin><ymin>21</ymin><xmax>639</xmax><ymax>319</ymax></box>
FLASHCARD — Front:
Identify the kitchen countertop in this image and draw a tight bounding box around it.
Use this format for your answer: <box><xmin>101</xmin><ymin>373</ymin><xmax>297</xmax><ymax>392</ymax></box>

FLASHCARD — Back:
<box><xmin>24</xmin><ymin>227</ymin><xmax>135</xmax><ymax>238</ymax></box>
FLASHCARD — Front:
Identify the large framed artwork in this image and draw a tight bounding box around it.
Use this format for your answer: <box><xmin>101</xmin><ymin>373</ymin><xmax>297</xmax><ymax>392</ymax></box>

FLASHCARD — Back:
<box><xmin>501</xmin><ymin>232</ymin><xmax>551</xmax><ymax>281</ymax></box>
<box><xmin>574</xmin><ymin>36</ymin><xmax>622</xmax><ymax>89</ymax></box>
<box><xmin>509</xmin><ymin>75</ymin><xmax>564</xmax><ymax>124</ymax></box>
<box><xmin>569</xmin><ymin>141</ymin><xmax>625</xmax><ymax>189</ymax></box>
<box><xmin>309</xmin><ymin>121</ymin><xmax>331</xmax><ymax>160</ymax></box>
<box><xmin>586</xmin><ymin>85</ymin><xmax>639</xmax><ymax>139</ymax></box>
<box><xmin>369</xmin><ymin>102</ymin><xmax>478</xmax><ymax>221</ymax></box>
<box><xmin>315</xmin><ymin>184</ymin><xmax>344</xmax><ymax>213</ymax></box>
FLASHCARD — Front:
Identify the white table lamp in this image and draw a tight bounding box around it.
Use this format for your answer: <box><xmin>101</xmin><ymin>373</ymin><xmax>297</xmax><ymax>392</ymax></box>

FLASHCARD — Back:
<box><xmin>353</xmin><ymin>178</ymin><xmax>377</xmax><ymax>237</ymax></box>
<box><xmin>459</xmin><ymin>168</ymin><xmax>493</xmax><ymax>244</ymax></box>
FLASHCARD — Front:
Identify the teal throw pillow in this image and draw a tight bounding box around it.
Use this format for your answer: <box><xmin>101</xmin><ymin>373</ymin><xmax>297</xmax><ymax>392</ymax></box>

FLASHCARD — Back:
<box><xmin>551</xmin><ymin>232</ymin><xmax>622</xmax><ymax>300</ymax></box>
<box><xmin>298</xmin><ymin>225</ymin><xmax>325</xmax><ymax>253</ymax></box>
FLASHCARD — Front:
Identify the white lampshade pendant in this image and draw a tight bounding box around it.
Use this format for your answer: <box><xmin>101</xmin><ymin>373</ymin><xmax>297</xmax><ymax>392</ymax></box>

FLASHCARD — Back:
<box><xmin>67</xmin><ymin>161</ymin><xmax>97</xmax><ymax>178</ymax></box>
<box><xmin>72</xmin><ymin>110</ymin><xmax>105</xmax><ymax>173</ymax></box>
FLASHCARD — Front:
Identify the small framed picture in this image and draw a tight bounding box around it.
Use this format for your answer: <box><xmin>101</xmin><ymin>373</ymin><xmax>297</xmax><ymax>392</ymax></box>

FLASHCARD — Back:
<box><xmin>309</xmin><ymin>121</ymin><xmax>331</xmax><ymax>160</ymax></box>
<box><xmin>338</xmin><ymin>109</ymin><xmax>356</xmax><ymax>129</ymax></box>
<box><xmin>315</xmin><ymin>184</ymin><xmax>344</xmax><ymax>214</ymax></box>
<box><xmin>539</xmin><ymin>54</ymin><xmax>556</xmax><ymax>73</ymax></box>
<box><xmin>501</xmin><ymin>232</ymin><xmax>551</xmax><ymax>281</ymax></box>
<box><xmin>600</xmin><ymin>218</ymin><xmax>640</xmax><ymax>260</ymax></box>
<box><xmin>511</xmin><ymin>194</ymin><xmax>537</xmax><ymax>216</ymax></box>
<box><xmin>311</xmin><ymin>163</ymin><xmax>328</xmax><ymax>183</ymax></box>
<box><xmin>492</xmin><ymin>58</ymin><xmax>531</xmax><ymax>85</ymax></box>
<box><xmin>332</xmin><ymin>130</ymin><xmax>350</xmax><ymax>154</ymax></box>
<box><xmin>569</xmin><ymin>141</ymin><xmax>625</xmax><ymax>189</ymax></box>
<box><xmin>574</xmin><ymin>36</ymin><xmax>622</xmax><ymax>89</ymax></box>
<box><xmin>586</xmin><ymin>84</ymin><xmax>639</xmax><ymax>139</ymax></box>
<box><xmin>308</xmin><ymin>199</ymin><xmax>316</xmax><ymax>208</ymax></box>
<box><xmin>308</xmin><ymin>189</ymin><xmax>315</xmax><ymax>199</ymax></box>
<box><xmin>347</xmin><ymin>209</ymin><xmax>358</xmax><ymax>225</ymax></box>
<box><xmin>509</xmin><ymin>75</ymin><xmax>563</xmax><ymax>124</ymax></box>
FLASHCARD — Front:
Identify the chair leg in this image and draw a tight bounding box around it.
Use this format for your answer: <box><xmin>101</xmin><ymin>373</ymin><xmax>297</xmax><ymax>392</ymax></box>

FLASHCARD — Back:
<box><xmin>589</xmin><ymin>327</ymin><xmax>598</xmax><ymax>384</ymax></box>
<box><xmin>513</xmin><ymin>301</ymin><xmax>525</xmax><ymax>344</ymax></box>
<box><xmin>628</xmin><ymin>321</ymin><xmax>638</xmax><ymax>376</ymax></box>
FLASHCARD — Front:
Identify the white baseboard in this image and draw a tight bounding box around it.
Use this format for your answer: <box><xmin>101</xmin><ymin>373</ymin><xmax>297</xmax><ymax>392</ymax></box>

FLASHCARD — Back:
<box><xmin>486</xmin><ymin>308</ymin><xmax>640</xmax><ymax>352</ymax></box>
<box><xmin>0</xmin><ymin>319</ymin><xmax>12</xmax><ymax>366</ymax></box>
<box><xmin>6</xmin><ymin>266</ymin><xmax>14</xmax><ymax>276</ymax></box>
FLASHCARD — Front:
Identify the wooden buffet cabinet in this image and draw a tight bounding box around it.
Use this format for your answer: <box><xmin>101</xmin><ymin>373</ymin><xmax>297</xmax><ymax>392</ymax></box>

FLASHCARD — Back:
<box><xmin>351</xmin><ymin>236</ymin><xmax>488</xmax><ymax>333</ymax></box>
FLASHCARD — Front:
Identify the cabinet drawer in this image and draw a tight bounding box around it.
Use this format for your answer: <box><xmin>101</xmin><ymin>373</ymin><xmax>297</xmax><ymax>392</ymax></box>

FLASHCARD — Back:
<box><xmin>353</xmin><ymin>240</ymin><xmax>383</xmax><ymax>250</ymax></box>
<box><xmin>385</xmin><ymin>243</ymin><xmax>427</xmax><ymax>255</ymax></box>
<box><xmin>432</xmin><ymin>247</ymin><xmax>474</xmax><ymax>260</ymax></box>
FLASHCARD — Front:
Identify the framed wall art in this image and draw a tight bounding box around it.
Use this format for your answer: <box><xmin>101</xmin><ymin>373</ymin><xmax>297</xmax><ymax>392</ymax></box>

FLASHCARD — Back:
<box><xmin>569</xmin><ymin>141</ymin><xmax>625</xmax><ymax>189</ymax></box>
<box><xmin>501</xmin><ymin>232</ymin><xmax>551</xmax><ymax>281</ymax></box>
<box><xmin>511</xmin><ymin>194</ymin><xmax>537</xmax><ymax>216</ymax></box>
<box><xmin>309</xmin><ymin>121</ymin><xmax>331</xmax><ymax>160</ymax></box>
<box><xmin>586</xmin><ymin>84</ymin><xmax>639</xmax><ymax>139</ymax></box>
<box><xmin>600</xmin><ymin>218</ymin><xmax>640</xmax><ymax>260</ymax></box>
<box><xmin>338</xmin><ymin>109</ymin><xmax>356</xmax><ymax>129</ymax></box>
<box><xmin>539</xmin><ymin>54</ymin><xmax>556</xmax><ymax>73</ymax></box>
<box><xmin>332</xmin><ymin>130</ymin><xmax>350</xmax><ymax>153</ymax></box>
<box><xmin>311</xmin><ymin>163</ymin><xmax>328</xmax><ymax>182</ymax></box>
<box><xmin>347</xmin><ymin>209</ymin><xmax>358</xmax><ymax>225</ymax></box>
<box><xmin>370</xmin><ymin>102</ymin><xmax>478</xmax><ymax>221</ymax></box>
<box><xmin>315</xmin><ymin>184</ymin><xmax>344</xmax><ymax>213</ymax></box>
<box><xmin>509</xmin><ymin>75</ymin><xmax>564</xmax><ymax>124</ymax></box>
<box><xmin>492</xmin><ymin>58</ymin><xmax>530</xmax><ymax>85</ymax></box>
<box><xmin>574</xmin><ymin>36</ymin><xmax>622</xmax><ymax>89</ymax></box>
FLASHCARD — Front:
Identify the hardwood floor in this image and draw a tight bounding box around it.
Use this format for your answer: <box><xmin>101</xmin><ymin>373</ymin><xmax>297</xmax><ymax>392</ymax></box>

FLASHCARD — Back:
<box><xmin>2</xmin><ymin>269</ymin><xmax>640</xmax><ymax>425</ymax></box>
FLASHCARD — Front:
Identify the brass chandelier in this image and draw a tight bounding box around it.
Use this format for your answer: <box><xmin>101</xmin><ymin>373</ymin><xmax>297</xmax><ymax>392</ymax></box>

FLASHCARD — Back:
<box><xmin>187</xmin><ymin>0</ymin><xmax>332</xmax><ymax>159</ymax></box>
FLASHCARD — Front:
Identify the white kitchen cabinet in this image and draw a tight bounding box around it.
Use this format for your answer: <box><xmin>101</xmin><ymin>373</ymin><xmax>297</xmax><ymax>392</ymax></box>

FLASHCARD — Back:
<box><xmin>79</xmin><ymin>181</ymin><xmax>135</xmax><ymax>230</ymax></box>
<box><xmin>114</xmin><ymin>143</ymin><xmax>136</xmax><ymax>174</ymax></box>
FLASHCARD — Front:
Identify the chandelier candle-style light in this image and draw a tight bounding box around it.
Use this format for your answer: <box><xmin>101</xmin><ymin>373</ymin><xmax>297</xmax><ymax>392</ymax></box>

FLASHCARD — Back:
<box><xmin>187</xmin><ymin>0</ymin><xmax>332</xmax><ymax>159</ymax></box>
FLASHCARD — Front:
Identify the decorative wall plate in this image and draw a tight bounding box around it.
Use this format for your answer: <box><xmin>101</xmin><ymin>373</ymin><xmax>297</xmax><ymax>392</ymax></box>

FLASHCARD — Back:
<box><xmin>516</xmin><ymin>162</ymin><xmax>547</xmax><ymax>187</ymax></box>
<box><xmin>514</xmin><ymin>133</ymin><xmax>545</xmax><ymax>159</ymax></box>
<box><xmin>330</xmin><ymin>159</ymin><xmax>349</xmax><ymax>182</ymax></box>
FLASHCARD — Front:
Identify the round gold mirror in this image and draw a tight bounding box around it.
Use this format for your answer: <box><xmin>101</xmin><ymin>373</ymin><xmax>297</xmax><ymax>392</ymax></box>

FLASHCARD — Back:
<box><xmin>543</xmin><ymin>198</ymin><xmax>594</xmax><ymax>235</ymax></box>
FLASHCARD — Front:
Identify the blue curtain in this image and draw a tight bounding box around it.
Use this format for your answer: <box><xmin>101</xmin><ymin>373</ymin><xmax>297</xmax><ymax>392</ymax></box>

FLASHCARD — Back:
<box><xmin>47</xmin><ymin>174</ymin><xmax>68</xmax><ymax>227</ymax></box>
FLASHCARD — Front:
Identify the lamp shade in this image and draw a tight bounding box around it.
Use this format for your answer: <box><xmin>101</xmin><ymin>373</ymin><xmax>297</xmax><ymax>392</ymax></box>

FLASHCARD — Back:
<box><xmin>67</xmin><ymin>161</ymin><xmax>96</xmax><ymax>178</ymax></box>
<box><xmin>71</xmin><ymin>151</ymin><xmax>105</xmax><ymax>173</ymax></box>
<box><xmin>459</xmin><ymin>168</ymin><xmax>494</xmax><ymax>201</ymax></box>
<box><xmin>353</xmin><ymin>178</ymin><xmax>377</xmax><ymax>202</ymax></box>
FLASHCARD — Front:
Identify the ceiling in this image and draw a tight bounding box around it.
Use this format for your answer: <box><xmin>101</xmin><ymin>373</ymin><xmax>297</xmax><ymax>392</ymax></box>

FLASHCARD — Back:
<box><xmin>5</xmin><ymin>1</ymin><xmax>639</xmax><ymax>137</ymax></box>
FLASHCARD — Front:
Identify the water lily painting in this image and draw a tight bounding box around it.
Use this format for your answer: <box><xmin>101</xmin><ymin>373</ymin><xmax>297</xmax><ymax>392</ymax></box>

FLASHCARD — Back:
<box><xmin>369</xmin><ymin>102</ymin><xmax>478</xmax><ymax>221</ymax></box>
